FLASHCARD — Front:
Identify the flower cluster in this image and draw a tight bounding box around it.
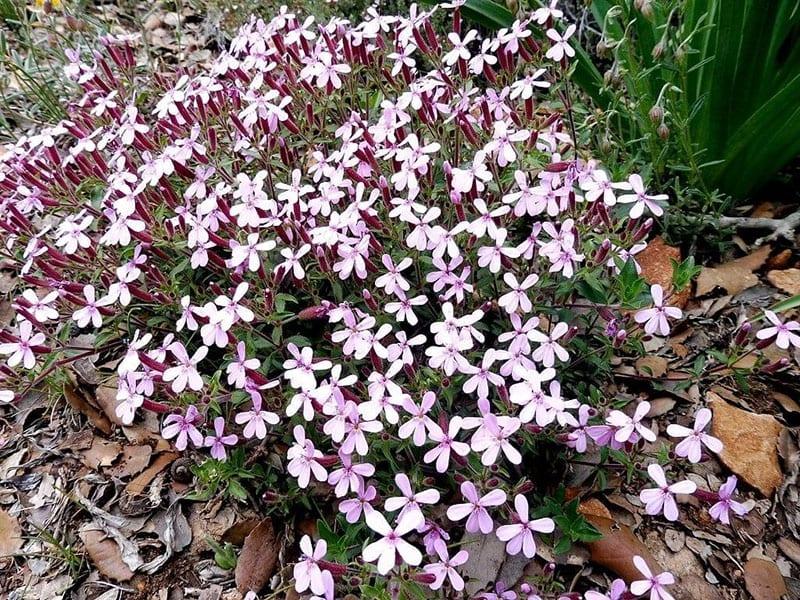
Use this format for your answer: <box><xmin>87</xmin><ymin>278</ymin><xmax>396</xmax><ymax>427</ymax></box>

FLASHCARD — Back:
<box><xmin>0</xmin><ymin>1</ymin><xmax>765</xmax><ymax>597</ymax></box>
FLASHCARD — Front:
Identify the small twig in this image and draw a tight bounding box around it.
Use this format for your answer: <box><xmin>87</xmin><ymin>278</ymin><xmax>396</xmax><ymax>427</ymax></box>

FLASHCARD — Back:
<box><xmin>717</xmin><ymin>208</ymin><xmax>800</xmax><ymax>243</ymax></box>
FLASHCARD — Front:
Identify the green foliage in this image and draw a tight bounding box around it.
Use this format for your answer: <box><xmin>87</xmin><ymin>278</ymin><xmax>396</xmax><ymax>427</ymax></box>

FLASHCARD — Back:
<box><xmin>206</xmin><ymin>537</ymin><xmax>238</xmax><ymax>570</ymax></box>
<box><xmin>189</xmin><ymin>447</ymin><xmax>270</xmax><ymax>502</ymax></box>
<box><xmin>435</xmin><ymin>0</ymin><xmax>800</xmax><ymax>207</ymax></box>
<box><xmin>541</xmin><ymin>490</ymin><xmax>603</xmax><ymax>554</ymax></box>
<box><xmin>577</xmin><ymin>0</ymin><xmax>800</xmax><ymax>199</ymax></box>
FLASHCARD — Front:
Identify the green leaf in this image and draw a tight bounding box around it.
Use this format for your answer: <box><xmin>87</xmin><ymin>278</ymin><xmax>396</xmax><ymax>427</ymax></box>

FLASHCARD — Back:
<box><xmin>770</xmin><ymin>294</ymin><xmax>800</xmax><ymax>314</ymax></box>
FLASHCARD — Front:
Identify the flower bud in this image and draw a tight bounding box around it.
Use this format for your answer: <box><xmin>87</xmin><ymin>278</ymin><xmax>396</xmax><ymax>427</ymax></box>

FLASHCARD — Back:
<box><xmin>657</xmin><ymin>123</ymin><xmax>670</xmax><ymax>140</ymax></box>
<box><xmin>649</xmin><ymin>105</ymin><xmax>664</xmax><ymax>124</ymax></box>
<box><xmin>762</xmin><ymin>357</ymin><xmax>790</xmax><ymax>374</ymax></box>
<box><xmin>652</xmin><ymin>41</ymin><xmax>666</xmax><ymax>59</ymax></box>
<box><xmin>298</xmin><ymin>305</ymin><xmax>330</xmax><ymax>320</ymax></box>
<box><xmin>733</xmin><ymin>321</ymin><xmax>752</xmax><ymax>346</ymax></box>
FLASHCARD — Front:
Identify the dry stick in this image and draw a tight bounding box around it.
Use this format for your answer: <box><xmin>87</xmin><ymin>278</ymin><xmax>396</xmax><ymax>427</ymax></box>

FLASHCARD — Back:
<box><xmin>717</xmin><ymin>208</ymin><xmax>800</xmax><ymax>242</ymax></box>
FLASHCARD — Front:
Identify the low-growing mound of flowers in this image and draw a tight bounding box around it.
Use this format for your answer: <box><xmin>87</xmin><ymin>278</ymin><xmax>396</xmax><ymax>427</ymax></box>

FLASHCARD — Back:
<box><xmin>2</xmin><ymin>2</ymin><xmax>790</xmax><ymax>598</ymax></box>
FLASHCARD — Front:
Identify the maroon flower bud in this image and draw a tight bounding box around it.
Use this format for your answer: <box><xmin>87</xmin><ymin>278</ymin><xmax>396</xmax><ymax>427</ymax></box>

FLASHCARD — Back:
<box><xmin>545</xmin><ymin>161</ymin><xmax>570</xmax><ymax>172</ymax></box>
<box><xmin>733</xmin><ymin>321</ymin><xmax>752</xmax><ymax>346</ymax></box>
<box><xmin>633</xmin><ymin>218</ymin><xmax>654</xmax><ymax>242</ymax></box>
<box><xmin>298</xmin><ymin>305</ymin><xmax>330</xmax><ymax>320</ymax></box>
<box><xmin>594</xmin><ymin>238</ymin><xmax>612</xmax><ymax>264</ymax></box>
<box><xmin>414</xmin><ymin>573</ymin><xmax>437</xmax><ymax>585</ymax></box>
<box><xmin>762</xmin><ymin>357</ymin><xmax>790</xmax><ymax>374</ymax></box>
<box><xmin>755</xmin><ymin>336</ymin><xmax>775</xmax><ymax>349</ymax></box>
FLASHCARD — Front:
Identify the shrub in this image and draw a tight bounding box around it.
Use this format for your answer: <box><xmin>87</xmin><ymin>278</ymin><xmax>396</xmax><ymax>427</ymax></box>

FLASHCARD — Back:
<box><xmin>0</xmin><ymin>3</ymin><xmax>782</xmax><ymax>598</ymax></box>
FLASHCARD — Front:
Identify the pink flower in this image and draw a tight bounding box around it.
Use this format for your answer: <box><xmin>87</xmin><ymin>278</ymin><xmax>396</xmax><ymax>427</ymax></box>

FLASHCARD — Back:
<box><xmin>384</xmin><ymin>473</ymin><xmax>440</xmax><ymax>525</ymax></box>
<box><xmin>235</xmin><ymin>402</ymin><xmax>280</xmax><ymax>439</ymax></box>
<box><xmin>294</xmin><ymin>536</ymin><xmax>334</xmax><ymax>597</ymax></box>
<box><xmin>424</xmin><ymin>417</ymin><xmax>470</xmax><ymax>472</ymax></box>
<box><xmin>0</xmin><ymin>319</ymin><xmax>46</xmax><ymax>370</ymax></box>
<box><xmin>634</xmin><ymin>284</ymin><xmax>682</xmax><ymax>336</ymax></box>
<box><xmin>423</xmin><ymin>539</ymin><xmax>469</xmax><ymax>591</ymax></box>
<box><xmin>639</xmin><ymin>464</ymin><xmax>696</xmax><ymax>521</ymax></box>
<box><xmin>446</xmin><ymin>481</ymin><xmax>507</xmax><ymax>534</ymax></box>
<box><xmin>283</xmin><ymin>344</ymin><xmax>332</xmax><ymax>391</ymax></box>
<box><xmin>756</xmin><ymin>310</ymin><xmax>800</xmax><ymax>349</ymax></box>
<box><xmin>162</xmin><ymin>342</ymin><xmax>207</xmax><ymax>393</ymax></box>
<box><xmin>287</xmin><ymin>426</ymin><xmax>328</xmax><ymax>488</ymax></box>
<box><xmin>584</xmin><ymin>579</ymin><xmax>628</xmax><ymax>600</ymax></box>
<box><xmin>545</xmin><ymin>25</ymin><xmax>575</xmax><ymax>61</ymax></box>
<box><xmin>362</xmin><ymin>510</ymin><xmax>423</xmax><ymax>575</ymax></box>
<box><xmin>606</xmin><ymin>400</ymin><xmax>656</xmax><ymax>443</ymax></box>
<box><xmin>398</xmin><ymin>391</ymin><xmax>436</xmax><ymax>446</ymax></box>
<box><xmin>204</xmin><ymin>416</ymin><xmax>238</xmax><ymax>461</ymax></box>
<box><xmin>617</xmin><ymin>174</ymin><xmax>667</xmax><ymax>218</ymax></box>
<box><xmin>498</xmin><ymin>272</ymin><xmax>538</xmax><ymax>314</ymax></box>
<box><xmin>495</xmin><ymin>495</ymin><xmax>555</xmax><ymax>558</ymax></box>
<box><xmin>339</xmin><ymin>482</ymin><xmax>377</xmax><ymax>523</ymax></box>
<box><xmin>72</xmin><ymin>285</ymin><xmax>114</xmax><ymax>329</ymax></box>
<box><xmin>528</xmin><ymin>321</ymin><xmax>570</xmax><ymax>367</ymax></box>
<box><xmin>162</xmin><ymin>405</ymin><xmax>204</xmax><ymax>450</ymax></box>
<box><xmin>327</xmin><ymin>452</ymin><xmax>375</xmax><ymax>497</ymax></box>
<box><xmin>630</xmin><ymin>555</ymin><xmax>675</xmax><ymax>600</ymax></box>
<box><xmin>470</xmin><ymin>412</ymin><xmax>522</xmax><ymax>466</ymax></box>
<box><xmin>709</xmin><ymin>476</ymin><xmax>749</xmax><ymax>524</ymax></box>
<box><xmin>666</xmin><ymin>408</ymin><xmax>723</xmax><ymax>463</ymax></box>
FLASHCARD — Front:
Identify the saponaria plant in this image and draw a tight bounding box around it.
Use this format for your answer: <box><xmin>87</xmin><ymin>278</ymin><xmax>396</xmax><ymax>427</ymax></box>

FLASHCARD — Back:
<box><xmin>1</xmin><ymin>1</ymin><xmax>791</xmax><ymax>598</ymax></box>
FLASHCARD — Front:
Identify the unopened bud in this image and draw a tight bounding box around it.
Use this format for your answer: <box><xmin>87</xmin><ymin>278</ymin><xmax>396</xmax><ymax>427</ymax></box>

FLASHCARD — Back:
<box><xmin>651</xmin><ymin>41</ymin><xmax>666</xmax><ymax>59</ymax></box>
<box><xmin>657</xmin><ymin>123</ymin><xmax>670</xmax><ymax>140</ymax></box>
<box><xmin>596</xmin><ymin>40</ymin><xmax>609</xmax><ymax>57</ymax></box>
<box><xmin>762</xmin><ymin>357</ymin><xmax>790</xmax><ymax>374</ymax></box>
<box><xmin>733</xmin><ymin>321</ymin><xmax>752</xmax><ymax>346</ymax></box>
<box><xmin>649</xmin><ymin>105</ymin><xmax>664</xmax><ymax>124</ymax></box>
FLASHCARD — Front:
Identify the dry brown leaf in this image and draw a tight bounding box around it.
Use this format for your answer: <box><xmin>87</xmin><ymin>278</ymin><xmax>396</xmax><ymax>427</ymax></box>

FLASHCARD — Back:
<box><xmin>744</xmin><ymin>557</ymin><xmax>787</xmax><ymax>600</ymax></box>
<box><xmin>773</xmin><ymin>392</ymin><xmax>800</xmax><ymax>414</ymax></box>
<box><xmin>80</xmin><ymin>438</ymin><xmax>123</xmax><ymax>470</ymax></box>
<box><xmin>64</xmin><ymin>384</ymin><xmax>113</xmax><ymax>435</ymax></box>
<box><xmin>767</xmin><ymin>268</ymin><xmax>800</xmax><ymax>296</ymax></box>
<box><xmin>79</xmin><ymin>529</ymin><xmax>135</xmax><ymax>582</ymax></box>
<box><xmin>709</xmin><ymin>392</ymin><xmax>784</xmax><ymax>496</ymax></box>
<box><xmin>0</xmin><ymin>509</ymin><xmax>23</xmax><ymax>557</ymax></box>
<box><xmin>635</xmin><ymin>356</ymin><xmax>668</xmax><ymax>378</ymax></box>
<box><xmin>94</xmin><ymin>381</ymin><xmax>126</xmax><ymax>426</ymax></box>
<box><xmin>125</xmin><ymin>452</ymin><xmax>179</xmax><ymax>496</ymax></box>
<box><xmin>578</xmin><ymin>499</ymin><xmax>660</xmax><ymax>583</ymax></box>
<box><xmin>235</xmin><ymin>518</ymin><xmax>279</xmax><ymax>594</ymax></box>
<box><xmin>695</xmin><ymin>245</ymin><xmax>772</xmax><ymax>297</ymax></box>
<box><xmin>107</xmin><ymin>445</ymin><xmax>153</xmax><ymax>478</ymax></box>
<box><xmin>636</xmin><ymin>237</ymin><xmax>690</xmax><ymax>308</ymax></box>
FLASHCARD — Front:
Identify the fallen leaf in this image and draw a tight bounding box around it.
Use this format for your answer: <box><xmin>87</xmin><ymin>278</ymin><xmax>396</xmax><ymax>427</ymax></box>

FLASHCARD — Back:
<box><xmin>79</xmin><ymin>528</ymin><xmax>135</xmax><ymax>582</ymax></box>
<box><xmin>80</xmin><ymin>438</ymin><xmax>123</xmax><ymax>470</ymax></box>
<box><xmin>0</xmin><ymin>509</ymin><xmax>23</xmax><ymax>557</ymax></box>
<box><xmin>459</xmin><ymin>531</ymin><xmax>508</xmax><ymax>596</ymax></box>
<box><xmin>636</xmin><ymin>237</ymin><xmax>690</xmax><ymax>308</ymax></box>
<box><xmin>695</xmin><ymin>245</ymin><xmax>771</xmax><ymax>297</ymax></box>
<box><xmin>125</xmin><ymin>452</ymin><xmax>179</xmax><ymax>496</ymax></box>
<box><xmin>744</xmin><ymin>557</ymin><xmax>787</xmax><ymax>600</ymax></box>
<box><xmin>777</xmin><ymin>537</ymin><xmax>800</xmax><ymax>566</ymax></box>
<box><xmin>64</xmin><ymin>384</ymin><xmax>113</xmax><ymax>435</ymax></box>
<box><xmin>635</xmin><ymin>356</ymin><xmax>668</xmax><ymax>378</ymax></box>
<box><xmin>709</xmin><ymin>392</ymin><xmax>784</xmax><ymax>496</ymax></box>
<box><xmin>773</xmin><ymin>392</ymin><xmax>800</xmax><ymax>414</ymax></box>
<box><xmin>107</xmin><ymin>445</ymin><xmax>153</xmax><ymax>478</ymax></box>
<box><xmin>235</xmin><ymin>518</ymin><xmax>279</xmax><ymax>594</ymax></box>
<box><xmin>578</xmin><ymin>499</ymin><xmax>660</xmax><ymax>583</ymax></box>
<box><xmin>94</xmin><ymin>381</ymin><xmax>126</xmax><ymax>426</ymax></box>
<box><xmin>767</xmin><ymin>268</ymin><xmax>800</xmax><ymax>296</ymax></box>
